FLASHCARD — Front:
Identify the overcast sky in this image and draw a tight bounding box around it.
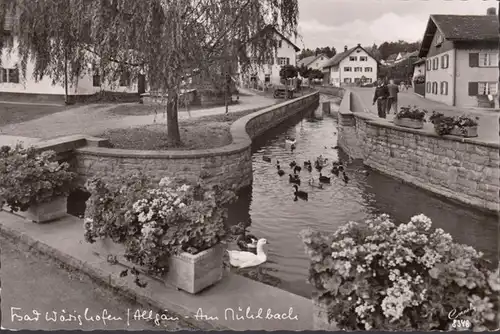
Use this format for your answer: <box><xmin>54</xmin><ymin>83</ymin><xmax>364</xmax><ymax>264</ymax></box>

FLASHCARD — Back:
<box><xmin>297</xmin><ymin>0</ymin><xmax>496</xmax><ymax>51</ymax></box>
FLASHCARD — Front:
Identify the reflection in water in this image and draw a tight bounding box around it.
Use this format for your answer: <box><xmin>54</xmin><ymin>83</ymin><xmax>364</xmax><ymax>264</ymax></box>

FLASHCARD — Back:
<box><xmin>229</xmin><ymin>94</ymin><xmax>498</xmax><ymax>298</ymax></box>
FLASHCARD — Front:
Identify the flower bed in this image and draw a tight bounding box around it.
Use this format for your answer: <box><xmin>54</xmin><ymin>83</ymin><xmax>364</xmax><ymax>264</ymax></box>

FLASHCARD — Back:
<box><xmin>301</xmin><ymin>214</ymin><xmax>500</xmax><ymax>331</ymax></box>
<box><xmin>83</xmin><ymin>173</ymin><xmax>240</xmax><ymax>293</ymax></box>
<box><xmin>430</xmin><ymin>112</ymin><xmax>479</xmax><ymax>137</ymax></box>
<box><xmin>0</xmin><ymin>145</ymin><xmax>76</xmax><ymax>223</ymax></box>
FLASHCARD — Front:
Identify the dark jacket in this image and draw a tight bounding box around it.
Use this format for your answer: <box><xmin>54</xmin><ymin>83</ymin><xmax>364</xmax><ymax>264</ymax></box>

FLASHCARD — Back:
<box><xmin>387</xmin><ymin>83</ymin><xmax>399</xmax><ymax>99</ymax></box>
<box><xmin>373</xmin><ymin>85</ymin><xmax>389</xmax><ymax>104</ymax></box>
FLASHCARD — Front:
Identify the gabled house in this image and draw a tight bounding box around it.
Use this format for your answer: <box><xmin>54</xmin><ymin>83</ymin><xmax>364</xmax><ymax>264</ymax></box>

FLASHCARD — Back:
<box><xmin>322</xmin><ymin>44</ymin><xmax>379</xmax><ymax>87</ymax></box>
<box><xmin>418</xmin><ymin>8</ymin><xmax>498</xmax><ymax>108</ymax></box>
<box><xmin>244</xmin><ymin>26</ymin><xmax>300</xmax><ymax>88</ymax></box>
<box><xmin>297</xmin><ymin>53</ymin><xmax>329</xmax><ymax>71</ymax></box>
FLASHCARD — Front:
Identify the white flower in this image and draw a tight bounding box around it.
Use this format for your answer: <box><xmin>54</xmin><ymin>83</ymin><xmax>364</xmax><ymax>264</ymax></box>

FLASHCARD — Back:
<box><xmin>159</xmin><ymin>177</ymin><xmax>172</xmax><ymax>187</ymax></box>
<box><xmin>178</xmin><ymin>203</ymin><xmax>186</xmax><ymax>208</ymax></box>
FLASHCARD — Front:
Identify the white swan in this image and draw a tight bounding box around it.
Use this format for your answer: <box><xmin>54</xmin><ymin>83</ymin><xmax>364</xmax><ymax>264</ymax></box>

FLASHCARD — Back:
<box><xmin>227</xmin><ymin>238</ymin><xmax>268</xmax><ymax>268</ymax></box>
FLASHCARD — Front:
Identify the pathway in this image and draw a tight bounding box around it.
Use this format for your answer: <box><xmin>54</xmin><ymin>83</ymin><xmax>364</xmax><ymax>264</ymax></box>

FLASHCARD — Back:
<box><xmin>351</xmin><ymin>88</ymin><xmax>499</xmax><ymax>144</ymax></box>
<box><xmin>0</xmin><ymin>94</ymin><xmax>275</xmax><ymax>140</ymax></box>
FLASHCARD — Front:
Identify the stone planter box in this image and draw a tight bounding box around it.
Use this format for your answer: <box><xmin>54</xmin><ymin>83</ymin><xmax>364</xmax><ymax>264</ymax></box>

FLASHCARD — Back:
<box><xmin>165</xmin><ymin>243</ymin><xmax>225</xmax><ymax>294</ymax></box>
<box><xmin>450</xmin><ymin>126</ymin><xmax>478</xmax><ymax>138</ymax></box>
<box><xmin>313</xmin><ymin>299</ymin><xmax>338</xmax><ymax>330</ymax></box>
<box><xmin>393</xmin><ymin>117</ymin><xmax>424</xmax><ymax>129</ymax></box>
<box><xmin>3</xmin><ymin>196</ymin><xmax>67</xmax><ymax>223</ymax></box>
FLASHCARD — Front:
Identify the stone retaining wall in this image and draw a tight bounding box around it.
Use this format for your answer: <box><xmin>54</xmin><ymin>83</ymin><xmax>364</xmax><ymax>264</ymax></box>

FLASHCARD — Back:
<box><xmin>315</xmin><ymin>86</ymin><xmax>344</xmax><ymax>98</ymax></box>
<box><xmin>74</xmin><ymin>92</ymin><xmax>319</xmax><ymax>189</ymax></box>
<box><xmin>338</xmin><ymin>91</ymin><xmax>500</xmax><ymax>213</ymax></box>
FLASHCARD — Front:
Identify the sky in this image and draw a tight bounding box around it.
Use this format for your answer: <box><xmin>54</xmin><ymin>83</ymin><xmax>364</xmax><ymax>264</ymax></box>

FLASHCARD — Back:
<box><xmin>297</xmin><ymin>0</ymin><xmax>496</xmax><ymax>51</ymax></box>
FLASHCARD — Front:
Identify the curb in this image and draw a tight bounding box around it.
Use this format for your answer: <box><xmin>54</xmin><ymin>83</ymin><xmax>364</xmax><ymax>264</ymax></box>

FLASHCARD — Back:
<box><xmin>0</xmin><ymin>222</ymin><xmax>225</xmax><ymax>331</ymax></box>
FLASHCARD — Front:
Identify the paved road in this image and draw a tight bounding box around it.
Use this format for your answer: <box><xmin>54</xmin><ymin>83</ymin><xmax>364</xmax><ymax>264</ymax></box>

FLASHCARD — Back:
<box><xmin>0</xmin><ymin>234</ymin><xmax>195</xmax><ymax>330</ymax></box>
<box><xmin>351</xmin><ymin>87</ymin><xmax>500</xmax><ymax>144</ymax></box>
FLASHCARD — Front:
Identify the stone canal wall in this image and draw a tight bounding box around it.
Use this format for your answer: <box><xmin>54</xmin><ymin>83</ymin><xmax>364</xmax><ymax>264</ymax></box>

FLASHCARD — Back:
<box><xmin>315</xmin><ymin>86</ymin><xmax>344</xmax><ymax>98</ymax></box>
<box><xmin>74</xmin><ymin>92</ymin><xmax>319</xmax><ymax>189</ymax></box>
<box><xmin>338</xmin><ymin>91</ymin><xmax>500</xmax><ymax>213</ymax></box>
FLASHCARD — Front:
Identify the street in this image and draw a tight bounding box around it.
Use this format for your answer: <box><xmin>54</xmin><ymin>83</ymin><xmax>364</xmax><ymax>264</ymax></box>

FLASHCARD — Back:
<box><xmin>0</xmin><ymin>234</ymin><xmax>195</xmax><ymax>331</ymax></box>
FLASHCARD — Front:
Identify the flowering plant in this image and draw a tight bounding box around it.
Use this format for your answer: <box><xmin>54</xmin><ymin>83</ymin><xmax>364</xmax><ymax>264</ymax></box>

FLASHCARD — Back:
<box><xmin>455</xmin><ymin>114</ymin><xmax>479</xmax><ymax>135</ymax></box>
<box><xmin>395</xmin><ymin>105</ymin><xmax>427</xmax><ymax>121</ymax></box>
<box><xmin>301</xmin><ymin>214</ymin><xmax>499</xmax><ymax>331</ymax></box>
<box><xmin>0</xmin><ymin>145</ymin><xmax>76</xmax><ymax>211</ymax></box>
<box><xmin>429</xmin><ymin>111</ymin><xmax>455</xmax><ymax>136</ymax></box>
<box><xmin>84</xmin><ymin>173</ymin><xmax>239</xmax><ymax>277</ymax></box>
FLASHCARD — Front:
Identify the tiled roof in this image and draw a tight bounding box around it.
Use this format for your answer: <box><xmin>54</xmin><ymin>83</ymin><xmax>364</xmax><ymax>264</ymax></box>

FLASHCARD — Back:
<box><xmin>298</xmin><ymin>55</ymin><xmax>321</xmax><ymax>67</ymax></box>
<box><xmin>431</xmin><ymin>14</ymin><xmax>498</xmax><ymax>41</ymax></box>
<box><xmin>386</xmin><ymin>54</ymin><xmax>398</xmax><ymax>61</ymax></box>
<box><xmin>323</xmin><ymin>45</ymin><xmax>378</xmax><ymax>68</ymax></box>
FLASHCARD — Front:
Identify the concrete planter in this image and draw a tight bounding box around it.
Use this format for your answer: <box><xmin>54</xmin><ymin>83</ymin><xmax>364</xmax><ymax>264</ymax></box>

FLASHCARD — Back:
<box><xmin>165</xmin><ymin>243</ymin><xmax>225</xmax><ymax>294</ymax></box>
<box><xmin>3</xmin><ymin>196</ymin><xmax>67</xmax><ymax>223</ymax></box>
<box><xmin>450</xmin><ymin>126</ymin><xmax>478</xmax><ymax>138</ymax></box>
<box><xmin>393</xmin><ymin>117</ymin><xmax>424</xmax><ymax>129</ymax></box>
<box><xmin>313</xmin><ymin>299</ymin><xmax>338</xmax><ymax>330</ymax></box>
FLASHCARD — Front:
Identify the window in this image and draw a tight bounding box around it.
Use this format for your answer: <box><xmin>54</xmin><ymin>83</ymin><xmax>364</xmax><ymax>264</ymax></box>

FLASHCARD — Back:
<box><xmin>277</xmin><ymin>40</ymin><xmax>282</xmax><ymax>48</ymax></box>
<box><xmin>349</xmin><ymin>56</ymin><xmax>357</xmax><ymax>61</ymax></box>
<box><xmin>426</xmin><ymin>60</ymin><xmax>431</xmax><ymax>71</ymax></box>
<box><xmin>354</xmin><ymin>67</ymin><xmax>362</xmax><ymax>72</ymax></box>
<box><xmin>92</xmin><ymin>69</ymin><xmax>101</xmax><ymax>87</ymax></box>
<box><xmin>479</xmin><ymin>53</ymin><xmax>497</xmax><ymax>67</ymax></box>
<box><xmin>354</xmin><ymin>78</ymin><xmax>360</xmax><ymax>83</ymax></box>
<box><xmin>432</xmin><ymin>81</ymin><xmax>437</xmax><ymax>94</ymax></box>
<box><xmin>344</xmin><ymin>78</ymin><xmax>352</xmax><ymax>83</ymax></box>
<box><xmin>278</xmin><ymin>57</ymin><xmax>290</xmax><ymax>66</ymax></box>
<box><xmin>366</xmin><ymin>78</ymin><xmax>373</xmax><ymax>83</ymax></box>
<box><xmin>264</xmin><ymin>74</ymin><xmax>270</xmax><ymax>83</ymax></box>
<box><xmin>432</xmin><ymin>58</ymin><xmax>439</xmax><ymax>70</ymax></box>
<box><xmin>478</xmin><ymin>82</ymin><xmax>498</xmax><ymax>95</ymax></box>
<box><xmin>360</xmin><ymin>56</ymin><xmax>368</xmax><ymax>61</ymax></box>
<box><xmin>435</xmin><ymin>34</ymin><xmax>443</xmax><ymax>46</ymax></box>
<box><xmin>364</xmin><ymin>67</ymin><xmax>372</xmax><ymax>72</ymax></box>
<box><xmin>0</xmin><ymin>67</ymin><xmax>19</xmax><ymax>83</ymax></box>
<box><xmin>332</xmin><ymin>67</ymin><xmax>339</xmax><ymax>72</ymax></box>
<box><xmin>441</xmin><ymin>54</ymin><xmax>449</xmax><ymax>69</ymax></box>
<box><xmin>426</xmin><ymin>82</ymin><xmax>431</xmax><ymax>93</ymax></box>
<box><xmin>440</xmin><ymin>81</ymin><xmax>448</xmax><ymax>95</ymax></box>
<box><xmin>344</xmin><ymin>67</ymin><xmax>352</xmax><ymax>72</ymax></box>
<box><xmin>119</xmin><ymin>70</ymin><xmax>131</xmax><ymax>87</ymax></box>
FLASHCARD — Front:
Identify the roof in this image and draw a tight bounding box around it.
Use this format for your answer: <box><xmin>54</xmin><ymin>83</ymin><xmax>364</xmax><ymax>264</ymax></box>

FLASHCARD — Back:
<box><xmin>323</xmin><ymin>44</ymin><xmax>379</xmax><ymax>68</ymax></box>
<box><xmin>262</xmin><ymin>26</ymin><xmax>300</xmax><ymax>52</ymax></box>
<box><xmin>297</xmin><ymin>54</ymin><xmax>326</xmax><ymax>67</ymax></box>
<box><xmin>386</xmin><ymin>54</ymin><xmax>398</xmax><ymax>61</ymax></box>
<box><xmin>419</xmin><ymin>14</ymin><xmax>499</xmax><ymax>58</ymax></box>
<box><xmin>413</xmin><ymin>58</ymin><xmax>426</xmax><ymax>66</ymax></box>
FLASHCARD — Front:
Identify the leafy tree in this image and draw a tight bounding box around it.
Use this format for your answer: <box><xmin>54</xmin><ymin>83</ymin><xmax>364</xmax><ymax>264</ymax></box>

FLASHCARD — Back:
<box><xmin>279</xmin><ymin>64</ymin><xmax>298</xmax><ymax>81</ymax></box>
<box><xmin>0</xmin><ymin>0</ymin><xmax>299</xmax><ymax>145</ymax></box>
<box><xmin>298</xmin><ymin>48</ymin><xmax>314</xmax><ymax>60</ymax></box>
<box><xmin>377</xmin><ymin>40</ymin><xmax>421</xmax><ymax>60</ymax></box>
<box><xmin>309</xmin><ymin>69</ymin><xmax>323</xmax><ymax>80</ymax></box>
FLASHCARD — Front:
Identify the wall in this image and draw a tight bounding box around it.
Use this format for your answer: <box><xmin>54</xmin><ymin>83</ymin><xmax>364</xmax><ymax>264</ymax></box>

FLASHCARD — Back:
<box><xmin>423</xmin><ymin>31</ymin><xmax>455</xmax><ymax>106</ymax></box>
<box><xmin>309</xmin><ymin>55</ymin><xmax>329</xmax><ymax>71</ymax></box>
<box><xmin>338</xmin><ymin>91</ymin><xmax>500</xmax><ymax>213</ymax></box>
<box><xmin>412</xmin><ymin>62</ymin><xmax>426</xmax><ymax>80</ymax></box>
<box><xmin>316</xmin><ymin>86</ymin><xmax>344</xmax><ymax>98</ymax></box>
<box><xmin>455</xmin><ymin>47</ymin><xmax>498</xmax><ymax>108</ymax></box>
<box><xmin>74</xmin><ymin>92</ymin><xmax>319</xmax><ymax>190</ymax></box>
<box><xmin>338</xmin><ymin>47</ymin><xmax>378</xmax><ymax>85</ymax></box>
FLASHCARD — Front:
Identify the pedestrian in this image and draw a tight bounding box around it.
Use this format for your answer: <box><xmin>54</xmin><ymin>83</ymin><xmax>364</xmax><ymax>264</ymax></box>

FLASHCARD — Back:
<box><xmin>373</xmin><ymin>79</ymin><xmax>389</xmax><ymax>118</ymax></box>
<box><xmin>387</xmin><ymin>79</ymin><xmax>399</xmax><ymax>115</ymax></box>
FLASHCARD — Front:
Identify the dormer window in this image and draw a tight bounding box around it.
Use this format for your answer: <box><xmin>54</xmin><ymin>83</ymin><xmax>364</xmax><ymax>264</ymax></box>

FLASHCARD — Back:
<box><xmin>278</xmin><ymin>40</ymin><xmax>282</xmax><ymax>48</ymax></box>
<box><xmin>435</xmin><ymin>35</ymin><xmax>443</xmax><ymax>46</ymax></box>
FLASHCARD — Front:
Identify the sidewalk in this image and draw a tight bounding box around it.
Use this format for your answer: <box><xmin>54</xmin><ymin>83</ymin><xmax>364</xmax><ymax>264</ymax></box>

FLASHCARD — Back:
<box><xmin>0</xmin><ymin>94</ymin><xmax>275</xmax><ymax>140</ymax></box>
<box><xmin>0</xmin><ymin>211</ymin><xmax>313</xmax><ymax>331</ymax></box>
<box><xmin>351</xmin><ymin>88</ymin><xmax>500</xmax><ymax>144</ymax></box>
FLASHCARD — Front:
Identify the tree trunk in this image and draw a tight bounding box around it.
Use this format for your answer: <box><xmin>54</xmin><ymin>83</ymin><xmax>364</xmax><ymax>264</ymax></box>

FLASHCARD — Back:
<box><xmin>498</xmin><ymin>1</ymin><xmax>499</xmax><ymax>108</ymax></box>
<box><xmin>166</xmin><ymin>89</ymin><xmax>181</xmax><ymax>145</ymax></box>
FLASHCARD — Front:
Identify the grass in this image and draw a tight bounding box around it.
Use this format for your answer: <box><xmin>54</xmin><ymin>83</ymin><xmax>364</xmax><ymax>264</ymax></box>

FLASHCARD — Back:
<box><xmin>107</xmin><ymin>101</ymin><xmax>240</xmax><ymax>116</ymax></box>
<box><xmin>100</xmin><ymin>108</ymin><xmax>261</xmax><ymax>150</ymax></box>
<box><xmin>0</xmin><ymin>103</ymin><xmax>69</xmax><ymax>127</ymax></box>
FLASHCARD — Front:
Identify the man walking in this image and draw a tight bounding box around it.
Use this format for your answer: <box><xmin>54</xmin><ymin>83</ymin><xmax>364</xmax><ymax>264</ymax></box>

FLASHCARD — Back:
<box><xmin>387</xmin><ymin>79</ymin><xmax>399</xmax><ymax>114</ymax></box>
<box><xmin>373</xmin><ymin>79</ymin><xmax>389</xmax><ymax>118</ymax></box>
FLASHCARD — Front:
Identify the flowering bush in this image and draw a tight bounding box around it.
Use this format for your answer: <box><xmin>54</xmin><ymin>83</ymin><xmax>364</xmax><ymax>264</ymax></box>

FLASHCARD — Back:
<box><xmin>395</xmin><ymin>105</ymin><xmax>427</xmax><ymax>121</ymax></box>
<box><xmin>0</xmin><ymin>145</ymin><xmax>76</xmax><ymax>211</ymax></box>
<box><xmin>301</xmin><ymin>214</ymin><xmax>499</xmax><ymax>331</ymax></box>
<box><xmin>84</xmin><ymin>173</ymin><xmax>239</xmax><ymax>277</ymax></box>
<box><xmin>455</xmin><ymin>114</ymin><xmax>479</xmax><ymax>135</ymax></box>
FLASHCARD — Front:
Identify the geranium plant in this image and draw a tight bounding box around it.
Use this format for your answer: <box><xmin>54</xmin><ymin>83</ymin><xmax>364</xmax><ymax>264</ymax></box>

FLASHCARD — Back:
<box><xmin>429</xmin><ymin>111</ymin><xmax>455</xmax><ymax>136</ymax></box>
<box><xmin>455</xmin><ymin>114</ymin><xmax>479</xmax><ymax>135</ymax></box>
<box><xmin>84</xmin><ymin>173</ymin><xmax>240</xmax><ymax>282</ymax></box>
<box><xmin>395</xmin><ymin>105</ymin><xmax>428</xmax><ymax>121</ymax></box>
<box><xmin>301</xmin><ymin>214</ymin><xmax>499</xmax><ymax>331</ymax></box>
<box><xmin>0</xmin><ymin>145</ymin><xmax>76</xmax><ymax>212</ymax></box>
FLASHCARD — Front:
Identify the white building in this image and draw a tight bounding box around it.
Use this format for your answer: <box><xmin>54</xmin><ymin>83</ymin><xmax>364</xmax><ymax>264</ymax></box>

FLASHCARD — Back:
<box><xmin>323</xmin><ymin>44</ymin><xmax>379</xmax><ymax>86</ymax></box>
<box><xmin>297</xmin><ymin>54</ymin><xmax>329</xmax><ymax>71</ymax></box>
<box><xmin>245</xmin><ymin>27</ymin><xmax>300</xmax><ymax>88</ymax></box>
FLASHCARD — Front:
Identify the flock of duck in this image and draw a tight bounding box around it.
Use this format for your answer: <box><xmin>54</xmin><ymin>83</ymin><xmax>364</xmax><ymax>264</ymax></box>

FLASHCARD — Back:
<box><xmin>226</xmin><ymin>136</ymin><xmax>360</xmax><ymax>269</ymax></box>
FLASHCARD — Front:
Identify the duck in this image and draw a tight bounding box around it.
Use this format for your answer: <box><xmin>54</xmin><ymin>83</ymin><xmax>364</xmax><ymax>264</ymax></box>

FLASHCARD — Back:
<box><xmin>289</xmin><ymin>173</ymin><xmax>301</xmax><ymax>185</ymax></box>
<box><xmin>338</xmin><ymin>164</ymin><xmax>345</xmax><ymax>172</ymax></box>
<box><xmin>331</xmin><ymin>165</ymin><xmax>339</xmax><ymax>176</ymax></box>
<box><xmin>227</xmin><ymin>239</ymin><xmax>269</xmax><ymax>268</ymax></box>
<box><xmin>236</xmin><ymin>234</ymin><xmax>258</xmax><ymax>253</ymax></box>
<box><xmin>277</xmin><ymin>165</ymin><xmax>285</xmax><ymax>176</ymax></box>
<box><xmin>263</xmin><ymin>156</ymin><xmax>272</xmax><ymax>162</ymax></box>
<box><xmin>293</xmin><ymin>185</ymin><xmax>308</xmax><ymax>201</ymax></box>
<box><xmin>306</xmin><ymin>164</ymin><xmax>312</xmax><ymax>173</ymax></box>
<box><xmin>319</xmin><ymin>173</ymin><xmax>331</xmax><ymax>183</ymax></box>
<box><xmin>308</xmin><ymin>178</ymin><xmax>324</xmax><ymax>189</ymax></box>
<box><xmin>291</xmin><ymin>144</ymin><xmax>296</xmax><ymax>151</ymax></box>
<box><xmin>293</xmin><ymin>165</ymin><xmax>302</xmax><ymax>173</ymax></box>
<box><xmin>333</xmin><ymin>145</ymin><xmax>339</xmax><ymax>149</ymax></box>
<box><xmin>285</xmin><ymin>136</ymin><xmax>297</xmax><ymax>145</ymax></box>
<box><xmin>303</xmin><ymin>160</ymin><xmax>312</xmax><ymax>167</ymax></box>
<box><xmin>289</xmin><ymin>160</ymin><xmax>297</xmax><ymax>168</ymax></box>
<box><xmin>342</xmin><ymin>172</ymin><xmax>349</xmax><ymax>183</ymax></box>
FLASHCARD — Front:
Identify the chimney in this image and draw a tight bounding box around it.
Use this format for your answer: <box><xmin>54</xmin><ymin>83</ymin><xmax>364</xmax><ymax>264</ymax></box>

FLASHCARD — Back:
<box><xmin>357</xmin><ymin>43</ymin><xmax>361</xmax><ymax>47</ymax></box>
<box><xmin>486</xmin><ymin>7</ymin><xmax>496</xmax><ymax>15</ymax></box>
<box><xmin>344</xmin><ymin>45</ymin><xmax>348</xmax><ymax>52</ymax></box>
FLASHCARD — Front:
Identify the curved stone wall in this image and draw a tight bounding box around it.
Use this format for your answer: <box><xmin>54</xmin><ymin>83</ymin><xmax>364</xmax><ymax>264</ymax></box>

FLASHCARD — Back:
<box><xmin>74</xmin><ymin>92</ymin><xmax>319</xmax><ymax>190</ymax></box>
<box><xmin>338</xmin><ymin>91</ymin><xmax>500</xmax><ymax>213</ymax></box>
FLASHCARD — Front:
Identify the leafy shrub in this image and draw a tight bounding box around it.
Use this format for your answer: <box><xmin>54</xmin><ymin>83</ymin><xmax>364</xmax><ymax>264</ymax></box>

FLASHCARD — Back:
<box><xmin>395</xmin><ymin>105</ymin><xmax>427</xmax><ymax>121</ymax></box>
<box><xmin>301</xmin><ymin>214</ymin><xmax>499</xmax><ymax>331</ymax></box>
<box><xmin>84</xmin><ymin>173</ymin><xmax>239</xmax><ymax>277</ymax></box>
<box><xmin>0</xmin><ymin>145</ymin><xmax>76</xmax><ymax>211</ymax></box>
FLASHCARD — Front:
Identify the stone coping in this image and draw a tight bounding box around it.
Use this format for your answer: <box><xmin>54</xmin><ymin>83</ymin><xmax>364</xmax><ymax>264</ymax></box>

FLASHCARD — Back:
<box><xmin>75</xmin><ymin>92</ymin><xmax>319</xmax><ymax>159</ymax></box>
<box><xmin>344</xmin><ymin>91</ymin><xmax>500</xmax><ymax>149</ymax></box>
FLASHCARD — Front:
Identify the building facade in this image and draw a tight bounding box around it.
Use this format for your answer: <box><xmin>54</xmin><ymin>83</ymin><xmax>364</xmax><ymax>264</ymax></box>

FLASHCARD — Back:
<box><xmin>418</xmin><ymin>9</ymin><xmax>498</xmax><ymax>108</ymax></box>
<box><xmin>323</xmin><ymin>44</ymin><xmax>378</xmax><ymax>87</ymax></box>
<box><xmin>297</xmin><ymin>54</ymin><xmax>329</xmax><ymax>71</ymax></box>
